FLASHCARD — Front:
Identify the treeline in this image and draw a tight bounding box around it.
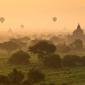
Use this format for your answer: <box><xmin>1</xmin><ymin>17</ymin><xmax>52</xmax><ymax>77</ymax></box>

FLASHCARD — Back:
<box><xmin>0</xmin><ymin>39</ymin><xmax>85</xmax><ymax>85</ymax></box>
<box><xmin>0</xmin><ymin>36</ymin><xmax>84</xmax><ymax>54</ymax></box>
<box><xmin>7</xmin><ymin>40</ymin><xmax>85</xmax><ymax>68</ymax></box>
<box><xmin>8</xmin><ymin>50</ymin><xmax>85</xmax><ymax>68</ymax></box>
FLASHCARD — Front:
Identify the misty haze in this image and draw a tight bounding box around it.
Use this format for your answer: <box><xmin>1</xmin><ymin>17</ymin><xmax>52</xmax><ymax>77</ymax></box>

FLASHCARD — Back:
<box><xmin>0</xmin><ymin>0</ymin><xmax>85</xmax><ymax>85</ymax></box>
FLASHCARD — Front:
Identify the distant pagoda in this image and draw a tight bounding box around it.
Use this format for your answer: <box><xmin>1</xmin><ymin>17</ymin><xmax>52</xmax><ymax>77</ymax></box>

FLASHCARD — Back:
<box><xmin>73</xmin><ymin>24</ymin><xmax>84</xmax><ymax>39</ymax></box>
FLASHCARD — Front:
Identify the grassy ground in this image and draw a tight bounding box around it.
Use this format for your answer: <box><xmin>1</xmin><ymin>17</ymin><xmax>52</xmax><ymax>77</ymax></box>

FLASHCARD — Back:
<box><xmin>0</xmin><ymin>52</ymin><xmax>85</xmax><ymax>85</ymax></box>
<box><xmin>0</xmin><ymin>61</ymin><xmax>85</xmax><ymax>85</ymax></box>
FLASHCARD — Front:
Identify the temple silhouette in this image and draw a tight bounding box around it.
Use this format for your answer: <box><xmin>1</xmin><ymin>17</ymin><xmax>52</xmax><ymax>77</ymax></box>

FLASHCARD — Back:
<box><xmin>65</xmin><ymin>24</ymin><xmax>85</xmax><ymax>45</ymax></box>
<box><xmin>72</xmin><ymin>24</ymin><xmax>84</xmax><ymax>40</ymax></box>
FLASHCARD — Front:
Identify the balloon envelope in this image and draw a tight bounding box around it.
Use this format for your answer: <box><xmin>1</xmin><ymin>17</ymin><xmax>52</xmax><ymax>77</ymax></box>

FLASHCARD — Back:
<box><xmin>20</xmin><ymin>24</ymin><xmax>24</xmax><ymax>28</ymax></box>
<box><xmin>0</xmin><ymin>17</ymin><xmax>5</xmax><ymax>23</ymax></box>
<box><xmin>52</xmin><ymin>17</ymin><xmax>57</xmax><ymax>22</ymax></box>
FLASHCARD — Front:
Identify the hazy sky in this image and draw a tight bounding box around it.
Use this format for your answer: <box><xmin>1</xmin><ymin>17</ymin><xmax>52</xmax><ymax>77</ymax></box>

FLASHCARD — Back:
<box><xmin>0</xmin><ymin>0</ymin><xmax>85</xmax><ymax>40</ymax></box>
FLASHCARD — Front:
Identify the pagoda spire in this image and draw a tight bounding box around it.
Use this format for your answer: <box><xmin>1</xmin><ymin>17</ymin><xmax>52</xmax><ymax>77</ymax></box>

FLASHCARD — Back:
<box><xmin>77</xmin><ymin>24</ymin><xmax>81</xmax><ymax>30</ymax></box>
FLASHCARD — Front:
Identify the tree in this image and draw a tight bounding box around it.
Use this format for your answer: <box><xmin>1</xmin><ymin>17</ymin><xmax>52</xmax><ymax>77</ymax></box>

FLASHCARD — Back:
<box><xmin>40</xmin><ymin>82</ymin><xmax>47</xmax><ymax>85</ymax></box>
<box><xmin>8</xmin><ymin>68</ymin><xmax>24</xmax><ymax>85</ymax></box>
<box><xmin>29</xmin><ymin>40</ymin><xmax>56</xmax><ymax>55</ymax></box>
<box><xmin>70</xmin><ymin>39</ymin><xmax>83</xmax><ymax>50</ymax></box>
<box><xmin>62</xmin><ymin>55</ymin><xmax>81</xmax><ymax>67</ymax></box>
<box><xmin>56</xmin><ymin>43</ymin><xmax>70</xmax><ymax>52</ymax></box>
<box><xmin>29</xmin><ymin>40</ymin><xmax>57</xmax><ymax>62</ymax></box>
<box><xmin>0</xmin><ymin>38</ymin><xmax>29</xmax><ymax>54</ymax></box>
<box><xmin>61</xmin><ymin>83</ymin><xmax>68</xmax><ymax>85</ymax></box>
<box><xmin>43</xmin><ymin>54</ymin><xmax>61</xmax><ymax>68</ymax></box>
<box><xmin>27</xmin><ymin>68</ymin><xmax>45</xmax><ymax>84</ymax></box>
<box><xmin>0</xmin><ymin>40</ymin><xmax>20</xmax><ymax>54</ymax></box>
<box><xmin>21</xmin><ymin>80</ymin><xmax>32</xmax><ymax>85</ymax></box>
<box><xmin>0</xmin><ymin>75</ymin><xmax>9</xmax><ymax>85</ymax></box>
<box><xmin>49</xmin><ymin>82</ymin><xmax>56</xmax><ymax>85</ymax></box>
<box><xmin>8</xmin><ymin>50</ymin><xmax>30</xmax><ymax>65</ymax></box>
<box><xmin>80</xmin><ymin>56</ymin><xmax>85</xmax><ymax>66</ymax></box>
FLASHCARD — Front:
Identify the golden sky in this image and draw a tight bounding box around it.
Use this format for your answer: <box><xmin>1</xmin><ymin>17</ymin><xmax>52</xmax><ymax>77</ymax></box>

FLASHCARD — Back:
<box><xmin>0</xmin><ymin>0</ymin><xmax>85</xmax><ymax>40</ymax></box>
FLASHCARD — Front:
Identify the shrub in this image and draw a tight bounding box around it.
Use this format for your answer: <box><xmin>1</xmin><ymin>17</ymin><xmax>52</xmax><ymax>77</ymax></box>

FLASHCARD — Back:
<box><xmin>8</xmin><ymin>68</ymin><xmax>24</xmax><ymax>84</ymax></box>
<box><xmin>43</xmin><ymin>54</ymin><xmax>61</xmax><ymax>68</ymax></box>
<box><xmin>27</xmin><ymin>68</ymin><xmax>45</xmax><ymax>83</ymax></box>
<box><xmin>62</xmin><ymin>55</ymin><xmax>81</xmax><ymax>67</ymax></box>
<box><xmin>8</xmin><ymin>50</ymin><xmax>30</xmax><ymax>65</ymax></box>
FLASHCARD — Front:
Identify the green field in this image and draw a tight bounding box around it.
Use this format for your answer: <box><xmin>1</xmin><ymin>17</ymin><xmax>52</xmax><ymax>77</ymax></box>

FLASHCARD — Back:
<box><xmin>0</xmin><ymin>59</ymin><xmax>85</xmax><ymax>85</ymax></box>
<box><xmin>0</xmin><ymin>51</ymin><xmax>85</xmax><ymax>85</ymax></box>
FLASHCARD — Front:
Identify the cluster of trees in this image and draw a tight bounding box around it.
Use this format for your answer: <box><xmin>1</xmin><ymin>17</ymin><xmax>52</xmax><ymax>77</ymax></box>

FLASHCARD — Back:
<box><xmin>69</xmin><ymin>39</ymin><xmax>83</xmax><ymax>50</ymax></box>
<box><xmin>29</xmin><ymin>40</ymin><xmax>85</xmax><ymax>68</ymax></box>
<box><xmin>0</xmin><ymin>68</ymin><xmax>69</xmax><ymax>85</ymax></box>
<box><xmin>7</xmin><ymin>40</ymin><xmax>85</xmax><ymax>69</ymax></box>
<box><xmin>0</xmin><ymin>68</ymin><xmax>45</xmax><ymax>85</ymax></box>
<box><xmin>1</xmin><ymin>39</ymin><xmax>84</xmax><ymax>85</ymax></box>
<box><xmin>0</xmin><ymin>34</ymin><xmax>84</xmax><ymax>54</ymax></box>
<box><xmin>0</xmin><ymin>37</ymin><xmax>29</xmax><ymax>54</ymax></box>
<box><xmin>56</xmin><ymin>39</ymin><xmax>84</xmax><ymax>53</ymax></box>
<box><xmin>0</xmin><ymin>35</ymin><xmax>84</xmax><ymax>55</ymax></box>
<box><xmin>8</xmin><ymin>50</ymin><xmax>30</xmax><ymax>65</ymax></box>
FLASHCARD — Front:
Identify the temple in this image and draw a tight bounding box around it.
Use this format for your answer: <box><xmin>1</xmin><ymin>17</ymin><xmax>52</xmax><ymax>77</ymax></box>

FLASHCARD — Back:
<box><xmin>73</xmin><ymin>24</ymin><xmax>84</xmax><ymax>40</ymax></box>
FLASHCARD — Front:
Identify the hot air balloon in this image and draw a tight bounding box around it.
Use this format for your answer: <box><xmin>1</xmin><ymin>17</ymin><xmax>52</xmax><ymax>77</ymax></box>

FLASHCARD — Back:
<box><xmin>0</xmin><ymin>17</ymin><xmax>5</xmax><ymax>23</ymax></box>
<box><xmin>52</xmin><ymin>17</ymin><xmax>57</xmax><ymax>22</ymax></box>
<box><xmin>20</xmin><ymin>24</ymin><xmax>24</xmax><ymax>28</ymax></box>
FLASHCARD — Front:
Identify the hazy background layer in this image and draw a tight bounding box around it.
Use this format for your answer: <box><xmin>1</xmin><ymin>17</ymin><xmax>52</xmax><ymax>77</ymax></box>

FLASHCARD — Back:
<box><xmin>0</xmin><ymin>0</ymin><xmax>85</xmax><ymax>40</ymax></box>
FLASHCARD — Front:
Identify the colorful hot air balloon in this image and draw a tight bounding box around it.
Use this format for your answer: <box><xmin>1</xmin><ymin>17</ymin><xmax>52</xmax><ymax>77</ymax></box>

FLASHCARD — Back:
<box><xmin>52</xmin><ymin>17</ymin><xmax>57</xmax><ymax>22</ymax></box>
<box><xmin>0</xmin><ymin>17</ymin><xmax>5</xmax><ymax>23</ymax></box>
